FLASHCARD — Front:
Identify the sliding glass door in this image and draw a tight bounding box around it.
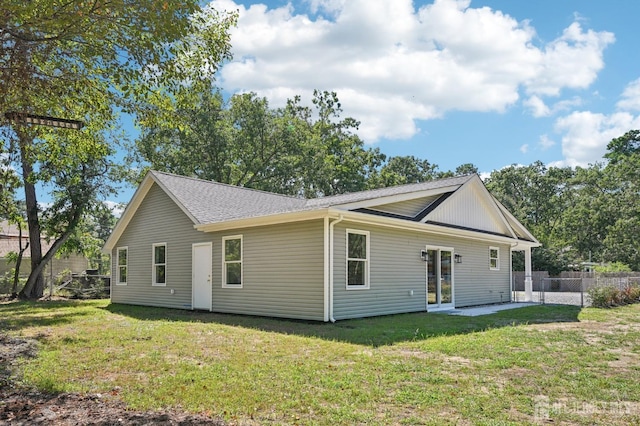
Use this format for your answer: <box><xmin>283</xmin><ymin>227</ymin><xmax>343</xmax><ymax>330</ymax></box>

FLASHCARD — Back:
<box><xmin>426</xmin><ymin>246</ymin><xmax>454</xmax><ymax>310</ymax></box>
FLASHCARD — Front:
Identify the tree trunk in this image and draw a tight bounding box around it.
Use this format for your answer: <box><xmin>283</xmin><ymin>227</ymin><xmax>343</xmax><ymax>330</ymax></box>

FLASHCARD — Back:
<box><xmin>16</xmin><ymin>130</ymin><xmax>45</xmax><ymax>299</ymax></box>
<box><xmin>10</xmin><ymin>223</ymin><xmax>29</xmax><ymax>298</ymax></box>
<box><xmin>20</xmin><ymin>207</ymin><xmax>83</xmax><ymax>298</ymax></box>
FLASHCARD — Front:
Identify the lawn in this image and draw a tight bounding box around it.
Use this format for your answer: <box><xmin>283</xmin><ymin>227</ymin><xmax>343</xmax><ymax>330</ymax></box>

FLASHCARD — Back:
<box><xmin>1</xmin><ymin>300</ymin><xmax>639</xmax><ymax>425</ymax></box>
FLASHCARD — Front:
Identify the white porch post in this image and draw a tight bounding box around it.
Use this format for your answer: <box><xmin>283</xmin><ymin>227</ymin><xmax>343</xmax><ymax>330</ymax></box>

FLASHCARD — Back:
<box><xmin>524</xmin><ymin>246</ymin><xmax>533</xmax><ymax>302</ymax></box>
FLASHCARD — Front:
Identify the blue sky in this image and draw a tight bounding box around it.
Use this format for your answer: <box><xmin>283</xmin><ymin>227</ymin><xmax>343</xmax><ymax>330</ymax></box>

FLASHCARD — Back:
<box><xmin>111</xmin><ymin>0</ymin><xmax>640</xmax><ymax>207</ymax></box>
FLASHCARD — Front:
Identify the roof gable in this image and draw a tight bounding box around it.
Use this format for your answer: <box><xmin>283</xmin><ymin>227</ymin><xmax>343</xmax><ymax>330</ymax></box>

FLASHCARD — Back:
<box><xmin>422</xmin><ymin>176</ymin><xmax>529</xmax><ymax>240</ymax></box>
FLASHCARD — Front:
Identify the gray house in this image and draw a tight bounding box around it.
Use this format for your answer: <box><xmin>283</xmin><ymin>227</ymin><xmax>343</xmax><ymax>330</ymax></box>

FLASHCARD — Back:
<box><xmin>104</xmin><ymin>171</ymin><xmax>539</xmax><ymax>321</ymax></box>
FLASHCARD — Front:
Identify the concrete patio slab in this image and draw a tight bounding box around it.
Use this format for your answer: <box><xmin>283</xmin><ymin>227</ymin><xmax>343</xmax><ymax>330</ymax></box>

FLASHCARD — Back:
<box><xmin>437</xmin><ymin>302</ymin><xmax>539</xmax><ymax>317</ymax></box>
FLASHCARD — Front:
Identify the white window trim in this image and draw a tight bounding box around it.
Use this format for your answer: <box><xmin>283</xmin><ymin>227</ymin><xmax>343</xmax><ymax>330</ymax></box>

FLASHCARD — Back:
<box><xmin>116</xmin><ymin>246</ymin><xmax>128</xmax><ymax>285</ymax></box>
<box><xmin>222</xmin><ymin>235</ymin><xmax>243</xmax><ymax>288</ymax></box>
<box><xmin>152</xmin><ymin>242</ymin><xmax>167</xmax><ymax>286</ymax></box>
<box><xmin>346</xmin><ymin>229</ymin><xmax>370</xmax><ymax>290</ymax></box>
<box><xmin>489</xmin><ymin>246</ymin><xmax>500</xmax><ymax>271</ymax></box>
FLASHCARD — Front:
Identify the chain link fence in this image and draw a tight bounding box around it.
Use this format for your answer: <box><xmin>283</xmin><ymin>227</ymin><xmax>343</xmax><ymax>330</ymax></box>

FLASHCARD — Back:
<box><xmin>513</xmin><ymin>272</ymin><xmax>640</xmax><ymax>308</ymax></box>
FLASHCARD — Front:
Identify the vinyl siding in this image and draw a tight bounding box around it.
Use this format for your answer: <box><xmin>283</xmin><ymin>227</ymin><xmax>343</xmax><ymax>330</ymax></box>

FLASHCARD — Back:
<box><xmin>110</xmin><ymin>183</ymin><xmax>205</xmax><ymax>309</ymax></box>
<box><xmin>332</xmin><ymin>221</ymin><xmax>511</xmax><ymax>320</ymax></box>
<box><xmin>111</xmin><ymin>184</ymin><xmax>326</xmax><ymax>319</ymax></box>
<box><xmin>211</xmin><ymin>220</ymin><xmax>325</xmax><ymax>321</ymax></box>
<box><xmin>426</xmin><ymin>182</ymin><xmax>509</xmax><ymax>235</ymax></box>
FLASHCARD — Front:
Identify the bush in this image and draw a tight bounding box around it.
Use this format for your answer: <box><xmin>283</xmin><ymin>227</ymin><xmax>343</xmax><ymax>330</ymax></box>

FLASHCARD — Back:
<box><xmin>588</xmin><ymin>284</ymin><xmax>640</xmax><ymax>308</ymax></box>
<box><xmin>0</xmin><ymin>269</ymin><xmax>25</xmax><ymax>295</ymax></box>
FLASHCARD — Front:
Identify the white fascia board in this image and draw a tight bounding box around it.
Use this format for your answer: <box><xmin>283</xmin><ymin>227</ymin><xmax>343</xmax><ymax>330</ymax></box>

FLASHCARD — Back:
<box><xmin>510</xmin><ymin>240</ymin><xmax>542</xmax><ymax>249</ymax></box>
<box><xmin>328</xmin><ymin>184</ymin><xmax>463</xmax><ymax>211</ymax></box>
<box><xmin>492</xmin><ymin>196</ymin><xmax>540</xmax><ymax>244</ymax></box>
<box><xmin>194</xmin><ymin>209</ymin><xmax>330</xmax><ymax>233</ymax></box>
<box><xmin>469</xmin><ymin>177</ymin><xmax>519</xmax><ymax>240</ymax></box>
<box><xmin>103</xmin><ymin>173</ymin><xmax>155</xmax><ymax>253</ymax></box>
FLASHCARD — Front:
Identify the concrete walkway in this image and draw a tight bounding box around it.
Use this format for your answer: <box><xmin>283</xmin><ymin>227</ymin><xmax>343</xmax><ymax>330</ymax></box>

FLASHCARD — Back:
<box><xmin>439</xmin><ymin>302</ymin><xmax>538</xmax><ymax>317</ymax></box>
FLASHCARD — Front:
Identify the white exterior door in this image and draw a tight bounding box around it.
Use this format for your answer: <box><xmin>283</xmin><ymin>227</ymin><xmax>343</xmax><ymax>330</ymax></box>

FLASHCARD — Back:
<box><xmin>426</xmin><ymin>246</ymin><xmax>455</xmax><ymax>311</ymax></box>
<box><xmin>192</xmin><ymin>242</ymin><xmax>212</xmax><ymax>311</ymax></box>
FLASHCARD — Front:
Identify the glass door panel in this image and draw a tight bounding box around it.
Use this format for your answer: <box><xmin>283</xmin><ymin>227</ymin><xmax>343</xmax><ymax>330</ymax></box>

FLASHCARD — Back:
<box><xmin>440</xmin><ymin>251</ymin><xmax>452</xmax><ymax>304</ymax></box>
<box><xmin>426</xmin><ymin>247</ymin><xmax>454</xmax><ymax>309</ymax></box>
<box><xmin>427</xmin><ymin>249</ymin><xmax>438</xmax><ymax>306</ymax></box>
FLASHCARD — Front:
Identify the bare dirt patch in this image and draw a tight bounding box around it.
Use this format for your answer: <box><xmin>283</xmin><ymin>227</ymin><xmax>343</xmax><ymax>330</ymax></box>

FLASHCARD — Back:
<box><xmin>0</xmin><ymin>333</ymin><xmax>226</xmax><ymax>426</ymax></box>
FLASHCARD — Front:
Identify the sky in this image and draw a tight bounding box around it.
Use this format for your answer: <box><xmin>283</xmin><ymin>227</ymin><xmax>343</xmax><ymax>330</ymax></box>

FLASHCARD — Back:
<box><xmin>113</xmin><ymin>0</ymin><xmax>640</xmax><ymax>206</ymax></box>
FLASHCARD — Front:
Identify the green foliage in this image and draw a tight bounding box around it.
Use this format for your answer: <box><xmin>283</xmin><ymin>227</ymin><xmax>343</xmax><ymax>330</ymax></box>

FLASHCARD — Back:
<box><xmin>134</xmin><ymin>87</ymin><xmax>479</xmax><ymax>197</ymax></box>
<box><xmin>135</xmin><ymin>89</ymin><xmax>386</xmax><ymax>197</ymax></box>
<box><xmin>594</xmin><ymin>262</ymin><xmax>633</xmax><ymax>273</ymax></box>
<box><xmin>1</xmin><ymin>1</ymin><xmax>236</xmax><ymax>298</ymax></box>
<box><xmin>369</xmin><ymin>155</ymin><xmax>439</xmax><ymax>187</ymax></box>
<box><xmin>588</xmin><ymin>284</ymin><xmax>640</xmax><ymax>308</ymax></box>
<box><xmin>487</xmin><ymin>131</ymin><xmax>640</xmax><ymax>272</ymax></box>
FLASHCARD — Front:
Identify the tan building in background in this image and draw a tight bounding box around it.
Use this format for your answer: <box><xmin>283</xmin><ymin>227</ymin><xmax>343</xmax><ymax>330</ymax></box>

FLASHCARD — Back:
<box><xmin>0</xmin><ymin>220</ymin><xmax>89</xmax><ymax>291</ymax></box>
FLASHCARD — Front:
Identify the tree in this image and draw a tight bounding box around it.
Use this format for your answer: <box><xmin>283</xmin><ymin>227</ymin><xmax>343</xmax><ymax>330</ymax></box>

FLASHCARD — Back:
<box><xmin>454</xmin><ymin>163</ymin><xmax>479</xmax><ymax>176</ymax></box>
<box><xmin>370</xmin><ymin>155</ymin><xmax>439</xmax><ymax>188</ymax></box>
<box><xmin>1</xmin><ymin>1</ymin><xmax>236</xmax><ymax>298</ymax></box>
<box><xmin>600</xmin><ymin>130</ymin><xmax>640</xmax><ymax>269</ymax></box>
<box><xmin>134</xmin><ymin>89</ymin><xmax>385</xmax><ymax>197</ymax></box>
<box><xmin>485</xmin><ymin>161</ymin><xmax>575</xmax><ymax>272</ymax></box>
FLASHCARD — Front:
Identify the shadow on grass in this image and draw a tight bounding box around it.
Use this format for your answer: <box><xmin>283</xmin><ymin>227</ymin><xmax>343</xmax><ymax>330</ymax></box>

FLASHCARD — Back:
<box><xmin>0</xmin><ymin>299</ymin><xmax>100</xmax><ymax>333</ymax></box>
<box><xmin>104</xmin><ymin>303</ymin><xmax>581</xmax><ymax>347</ymax></box>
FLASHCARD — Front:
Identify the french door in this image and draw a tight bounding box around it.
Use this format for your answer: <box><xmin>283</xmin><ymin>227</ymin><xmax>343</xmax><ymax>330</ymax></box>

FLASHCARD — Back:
<box><xmin>426</xmin><ymin>246</ymin><xmax>454</xmax><ymax>310</ymax></box>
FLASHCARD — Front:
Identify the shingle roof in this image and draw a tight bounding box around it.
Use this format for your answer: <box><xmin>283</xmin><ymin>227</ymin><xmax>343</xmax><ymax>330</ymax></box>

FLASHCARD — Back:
<box><xmin>305</xmin><ymin>174</ymin><xmax>472</xmax><ymax>207</ymax></box>
<box><xmin>0</xmin><ymin>220</ymin><xmax>24</xmax><ymax>237</ymax></box>
<box><xmin>151</xmin><ymin>171</ymin><xmax>307</xmax><ymax>224</ymax></box>
<box><xmin>150</xmin><ymin>171</ymin><xmax>473</xmax><ymax>225</ymax></box>
<box><xmin>0</xmin><ymin>220</ymin><xmax>54</xmax><ymax>257</ymax></box>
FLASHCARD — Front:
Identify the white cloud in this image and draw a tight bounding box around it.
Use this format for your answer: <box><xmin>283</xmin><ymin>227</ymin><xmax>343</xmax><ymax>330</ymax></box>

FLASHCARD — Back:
<box><xmin>553</xmin><ymin>111</ymin><xmax>640</xmax><ymax>167</ymax></box>
<box><xmin>104</xmin><ymin>201</ymin><xmax>125</xmax><ymax>218</ymax></box>
<box><xmin>212</xmin><ymin>0</ymin><xmax>614</xmax><ymax>142</ymax></box>
<box><xmin>538</xmin><ymin>134</ymin><xmax>555</xmax><ymax>150</ymax></box>
<box><xmin>525</xmin><ymin>23</ymin><xmax>614</xmax><ymax>97</ymax></box>
<box><xmin>524</xmin><ymin>96</ymin><xmax>582</xmax><ymax>118</ymax></box>
<box><xmin>523</xmin><ymin>96</ymin><xmax>550</xmax><ymax>117</ymax></box>
<box><xmin>550</xmin><ymin>77</ymin><xmax>640</xmax><ymax>167</ymax></box>
<box><xmin>520</xmin><ymin>144</ymin><xmax>529</xmax><ymax>153</ymax></box>
<box><xmin>616</xmin><ymin>78</ymin><xmax>640</xmax><ymax>111</ymax></box>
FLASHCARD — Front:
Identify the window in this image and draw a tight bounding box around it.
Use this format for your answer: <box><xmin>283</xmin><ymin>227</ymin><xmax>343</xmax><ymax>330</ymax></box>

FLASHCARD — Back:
<box><xmin>346</xmin><ymin>229</ymin><xmax>369</xmax><ymax>289</ymax></box>
<box><xmin>223</xmin><ymin>236</ymin><xmax>242</xmax><ymax>287</ymax></box>
<box><xmin>489</xmin><ymin>246</ymin><xmax>500</xmax><ymax>270</ymax></box>
<box><xmin>116</xmin><ymin>247</ymin><xmax>128</xmax><ymax>285</ymax></box>
<box><xmin>153</xmin><ymin>243</ymin><xmax>166</xmax><ymax>286</ymax></box>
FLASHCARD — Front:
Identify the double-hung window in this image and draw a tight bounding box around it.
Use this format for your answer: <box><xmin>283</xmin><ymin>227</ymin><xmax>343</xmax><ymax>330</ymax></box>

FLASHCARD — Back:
<box><xmin>153</xmin><ymin>243</ymin><xmax>167</xmax><ymax>286</ymax></box>
<box><xmin>346</xmin><ymin>229</ymin><xmax>370</xmax><ymax>289</ymax></box>
<box><xmin>116</xmin><ymin>247</ymin><xmax>128</xmax><ymax>285</ymax></box>
<box><xmin>489</xmin><ymin>246</ymin><xmax>500</xmax><ymax>270</ymax></box>
<box><xmin>223</xmin><ymin>236</ymin><xmax>242</xmax><ymax>287</ymax></box>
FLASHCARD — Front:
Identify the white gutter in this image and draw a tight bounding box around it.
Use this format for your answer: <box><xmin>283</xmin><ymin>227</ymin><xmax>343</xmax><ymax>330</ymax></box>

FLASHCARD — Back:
<box><xmin>328</xmin><ymin>214</ymin><xmax>344</xmax><ymax>323</ymax></box>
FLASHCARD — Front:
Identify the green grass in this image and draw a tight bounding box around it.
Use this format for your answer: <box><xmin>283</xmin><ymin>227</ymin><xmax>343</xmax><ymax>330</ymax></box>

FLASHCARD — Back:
<box><xmin>2</xmin><ymin>300</ymin><xmax>640</xmax><ymax>425</ymax></box>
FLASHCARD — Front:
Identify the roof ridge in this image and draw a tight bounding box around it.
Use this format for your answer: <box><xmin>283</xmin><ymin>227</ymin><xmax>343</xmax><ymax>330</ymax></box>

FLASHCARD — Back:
<box><xmin>150</xmin><ymin>170</ymin><xmax>305</xmax><ymax>201</ymax></box>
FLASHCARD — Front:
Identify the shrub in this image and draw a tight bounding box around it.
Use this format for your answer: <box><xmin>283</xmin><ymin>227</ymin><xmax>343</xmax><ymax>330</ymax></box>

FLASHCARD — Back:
<box><xmin>588</xmin><ymin>284</ymin><xmax>640</xmax><ymax>308</ymax></box>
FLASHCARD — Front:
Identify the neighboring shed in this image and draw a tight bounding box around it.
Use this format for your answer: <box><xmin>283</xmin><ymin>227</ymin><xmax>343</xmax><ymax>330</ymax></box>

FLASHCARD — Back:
<box><xmin>0</xmin><ymin>220</ymin><xmax>89</xmax><ymax>285</ymax></box>
<box><xmin>104</xmin><ymin>171</ymin><xmax>539</xmax><ymax>321</ymax></box>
